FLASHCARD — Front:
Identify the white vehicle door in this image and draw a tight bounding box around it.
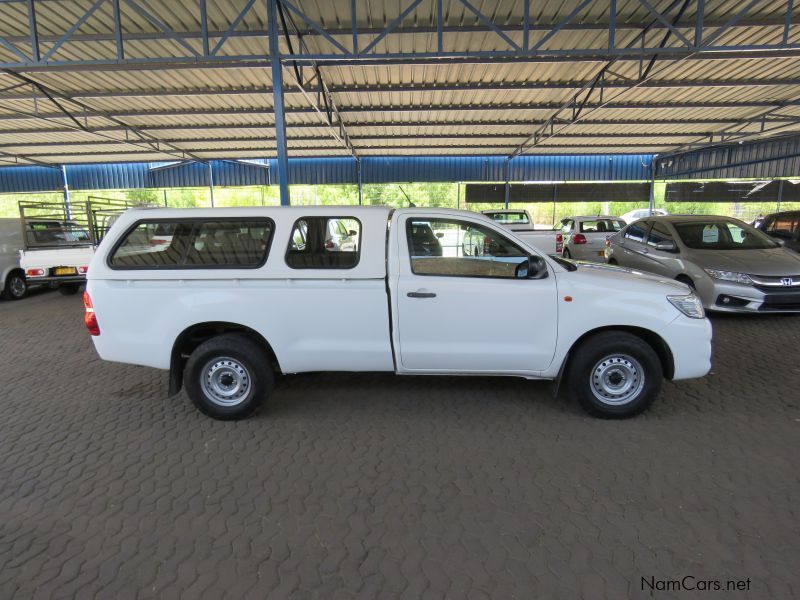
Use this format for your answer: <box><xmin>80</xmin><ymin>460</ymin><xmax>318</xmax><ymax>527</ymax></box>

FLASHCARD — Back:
<box><xmin>392</xmin><ymin>214</ymin><xmax>558</xmax><ymax>374</ymax></box>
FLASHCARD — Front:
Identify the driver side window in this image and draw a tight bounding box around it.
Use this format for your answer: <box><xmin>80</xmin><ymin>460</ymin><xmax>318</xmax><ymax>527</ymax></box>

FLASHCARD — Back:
<box><xmin>406</xmin><ymin>219</ymin><xmax>529</xmax><ymax>279</ymax></box>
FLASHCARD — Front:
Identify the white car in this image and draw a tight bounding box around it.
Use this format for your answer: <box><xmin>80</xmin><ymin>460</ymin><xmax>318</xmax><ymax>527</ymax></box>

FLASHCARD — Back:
<box><xmin>85</xmin><ymin>206</ymin><xmax>712</xmax><ymax>420</ymax></box>
<box><xmin>621</xmin><ymin>208</ymin><xmax>668</xmax><ymax>224</ymax></box>
<box><xmin>560</xmin><ymin>216</ymin><xmax>626</xmax><ymax>261</ymax></box>
<box><xmin>0</xmin><ymin>218</ymin><xmax>27</xmax><ymax>300</ymax></box>
<box><xmin>482</xmin><ymin>209</ymin><xmax>562</xmax><ymax>255</ymax></box>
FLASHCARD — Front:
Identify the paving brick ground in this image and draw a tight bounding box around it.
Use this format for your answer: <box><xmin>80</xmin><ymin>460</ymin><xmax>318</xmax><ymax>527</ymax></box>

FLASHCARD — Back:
<box><xmin>0</xmin><ymin>288</ymin><xmax>798</xmax><ymax>599</ymax></box>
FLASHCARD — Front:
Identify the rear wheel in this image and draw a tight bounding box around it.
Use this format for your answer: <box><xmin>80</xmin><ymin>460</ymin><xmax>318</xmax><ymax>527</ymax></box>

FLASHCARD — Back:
<box><xmin>3</xmin><ymin>271</ymin><xmax>27</xmax><ymax>300</ymax></box>
<box><xmin>608</xmin><ymin>258</ymin><xmax>618</xmax><ymax>265</ymax></box>
<box><xmin>58</xmin><ymin>282</ymin><xmax>82</xmax><ymax>295</ymax></box>
<box><xmin>566</xmin><ymin>331</ymin><xmax>662</xmax><ymax>418</ymax></box>
<box><xmin>184</xmin><ymin>333</ymin><xmax>273</xmax><ymax>420</ymax></box>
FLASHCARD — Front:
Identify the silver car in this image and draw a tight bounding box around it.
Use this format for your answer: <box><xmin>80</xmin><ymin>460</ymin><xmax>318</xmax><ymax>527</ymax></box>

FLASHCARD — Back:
<box><xmin>605</xmin><ymin>215</ymin><xmax>800</xmax><ymax>313</ymax></box>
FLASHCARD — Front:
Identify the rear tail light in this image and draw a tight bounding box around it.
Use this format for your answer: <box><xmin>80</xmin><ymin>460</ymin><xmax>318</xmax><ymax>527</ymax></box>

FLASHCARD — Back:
<box><xmin>78</xmin><ymin>265</ymin><xmax>88</xmax><ymax>274</ymax></box>
<box><xmin>324</xmin><ymin>240</ymin><xmax>335</xmax><ymax>249</ymax></box>
<box><xmin>556</xmin><ymin>233</ymin><xmax>563</xmax><ymax>253</ymax></box>
<box><xmin>83</xmin><ymin>292</ymin><xmax>100</xmax><ymax>336</ymax></box>
<box><xmin>605</xmin><ymin>238</ymin><xmax>612</xmax><ymax>247</ymax></box>
<box><xmin>573</xmin><ymin>234</ymin><xmax>588</xmax><ymax>244</ymax></box>
<box><xmin>26</xmin><ymin>268</ymin><xmax>44</xmax><ymax>277</ymax></box>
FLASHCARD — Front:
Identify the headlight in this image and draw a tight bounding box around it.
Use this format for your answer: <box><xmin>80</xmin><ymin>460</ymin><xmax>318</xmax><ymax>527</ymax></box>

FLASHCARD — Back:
<box><xmin>667</xmin><ymin>294</ymin><xmax>705</xmax><ymax>319</ymax></box>
<box><xmin>703</xmin><ymin>268</ymin><xmax>753</xmax><ymax>285</ymax></box>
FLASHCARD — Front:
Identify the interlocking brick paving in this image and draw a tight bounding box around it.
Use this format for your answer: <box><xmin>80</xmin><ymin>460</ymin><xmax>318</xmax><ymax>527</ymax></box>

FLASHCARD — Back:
<box><xmin>1</xmin><ymin>289</ymin><xmax>798</xmax><ymax>599</ymax></box>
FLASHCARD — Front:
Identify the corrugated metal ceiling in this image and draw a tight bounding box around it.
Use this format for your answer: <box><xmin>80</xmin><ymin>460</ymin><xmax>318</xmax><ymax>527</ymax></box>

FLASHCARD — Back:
<box><xmin>0</xmin><ymin>0</ymin><xmax>798</xmax><ymax>167</ymax></box>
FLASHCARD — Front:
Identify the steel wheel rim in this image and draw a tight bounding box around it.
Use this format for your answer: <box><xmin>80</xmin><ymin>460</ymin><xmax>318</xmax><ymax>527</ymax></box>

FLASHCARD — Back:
<box><xmin>9</xmin><ymin>276</ymin><xmax>26</xmax><ymax>298</ymax></box>
<box><xmin>200</xmin><ymin>357</ymin><xmax>251</xmax><ymax>407</ymax></box>
<box><xmin>590</xmin><ymin>354</ymin><xmax>645</xmax><ymax>406</ymax></box>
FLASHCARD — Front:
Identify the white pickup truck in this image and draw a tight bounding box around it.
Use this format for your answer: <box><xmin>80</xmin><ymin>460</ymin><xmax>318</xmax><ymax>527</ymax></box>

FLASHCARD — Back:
<box><xmin>19</xmin><ymin>219</ymin><xmax>95</xmax><ymax>295</ymax></box>
<box><xmin>86</xmin><ymin>206</ymin><xmax>712</xmax><ymax>420</ymax></box>
<box><xmin>481</xmin><ymin>210</ymin><xmax>562</xmax><ymax>255</ymax></box>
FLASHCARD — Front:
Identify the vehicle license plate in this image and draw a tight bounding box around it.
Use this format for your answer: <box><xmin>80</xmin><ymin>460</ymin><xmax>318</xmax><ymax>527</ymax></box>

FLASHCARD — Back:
<box><xmin>54</xmin><ymin>267</ymin><xmax>77</xmax><ymax>276</ymax></box>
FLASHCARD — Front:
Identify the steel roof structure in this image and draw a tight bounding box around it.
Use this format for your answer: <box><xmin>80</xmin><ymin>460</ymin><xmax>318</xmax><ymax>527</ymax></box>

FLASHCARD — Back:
<box><xmin>0</xmin><ymin>0</ymin><xmax>799</xmax><ymax>203</ymax></box>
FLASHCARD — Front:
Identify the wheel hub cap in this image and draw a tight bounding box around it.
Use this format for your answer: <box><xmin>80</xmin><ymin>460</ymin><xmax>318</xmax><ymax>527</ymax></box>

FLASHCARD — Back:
<box><xmin>590</xmin><ymin>355</ymin><xmax>645</xmax><ymax>406</ymax></box>
<box><xmin>201</xmin><ymin>358</ymin><xmax>251</xmax><ymax>407</ymax></box>
<box><xmin>10</xmin><ymin>277</ymin><xmax>25</xmax><ymax>297</ymax></box>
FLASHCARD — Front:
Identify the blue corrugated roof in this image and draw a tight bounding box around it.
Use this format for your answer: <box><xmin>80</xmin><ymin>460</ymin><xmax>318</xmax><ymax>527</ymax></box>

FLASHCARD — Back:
<box><xmin>0</xmin><ymin>155</ymin><xmax>654</xmax><ymax>194</ymax></box>
<box><xmin>657</xmin><ymin>135</ymin><xmax>800</xmax><ymax>179</ymax></box>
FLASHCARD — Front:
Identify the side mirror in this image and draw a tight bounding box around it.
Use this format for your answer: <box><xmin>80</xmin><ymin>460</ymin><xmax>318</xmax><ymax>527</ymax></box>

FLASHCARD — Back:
<box><xmin>654</xmin><ymin>240</ymin><xmax>677</xmax><ymax>253</ymax></box>
<box><xmin>435</xmin><ymin>232</ymin><xmax>444</xmax><ymax>238</ymax></box>
<box><xmin>516</xmin><ymin>255</ymin><xmax>549</xmax><ymax>279</ymax></box>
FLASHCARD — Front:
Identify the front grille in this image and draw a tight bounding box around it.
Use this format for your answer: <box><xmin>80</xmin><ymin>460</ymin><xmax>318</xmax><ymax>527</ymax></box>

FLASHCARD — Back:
<box><xmin>749</xmin><ymin>274</ymin><xmax>800</xmax><ymax>288</ymax></box>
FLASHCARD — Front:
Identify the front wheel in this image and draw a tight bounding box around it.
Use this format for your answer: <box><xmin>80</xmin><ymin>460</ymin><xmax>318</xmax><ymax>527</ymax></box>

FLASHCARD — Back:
<box><xmin>566</xmin><ymin>331</ymin><xmax>663</xmax><ymax>418</ymax></box>
<box><xmin>3</xmin><ymin>272</ymin><xmax>27</xmax><ymax>300</ymax></box>
<box><xmin>184</xmin><ymin>333</ymin><xmax>274</xmax><ymax>420</ymax></box>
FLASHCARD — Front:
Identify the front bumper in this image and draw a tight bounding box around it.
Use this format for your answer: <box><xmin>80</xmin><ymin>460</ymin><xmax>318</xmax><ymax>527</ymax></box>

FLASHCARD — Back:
<box><xmin>666</xmin><ymin>313</ymin><xmax>713</xmax><ymax>380</ymax></box>
<box><xmin>697</xmin><ymin>278</ymin><xmax>800</xmax><ymax>313</ymax></box>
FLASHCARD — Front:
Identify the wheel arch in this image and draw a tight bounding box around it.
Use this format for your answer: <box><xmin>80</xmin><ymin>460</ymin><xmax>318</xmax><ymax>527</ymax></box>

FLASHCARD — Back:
<box><xmin>3</xmin><ymin>266</ymin><xmax>23</xmax><ymax>283</ymax></box>
<box><xmin>560</xmin><ymin>325</ymin><xmax>675</xmax><ymax>382</ymax></box>
<box><xmin>169</xmin><ymin>321</ymin><xmax>281</xmax><ymax>396</ymax></box>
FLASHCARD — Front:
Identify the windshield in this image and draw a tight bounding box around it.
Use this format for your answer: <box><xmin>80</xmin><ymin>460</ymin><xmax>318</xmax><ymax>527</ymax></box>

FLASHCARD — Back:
<box><xmin>487</xmin><ymin>212</ymin><xmax>529</xmax><ymax>225</ymax></box>
<box><xmin>674</xmin><ymin>221</ymin><xmax>781</xmax><ymax>250</ymax></box>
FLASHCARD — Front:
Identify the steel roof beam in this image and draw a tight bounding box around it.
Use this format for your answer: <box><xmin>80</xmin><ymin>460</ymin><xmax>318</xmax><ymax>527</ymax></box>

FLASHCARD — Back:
<box><xmin>0</xmin><ymin>19</ymin><xmax>790</xmax><ymax>47</ymax></box>
<box><xmin>20</xmin><ymin>142</ymin><xmax>675</xmax><ymax>158</ymax></box>
<box><xmin>0</xmin><ymin>0</ymin><xmax>797</xmax><ymax>70</ymax></box>
<box><xmin>0</xmin><ymin>131</ymin><xmax>734</xmax><ymax>149</ymax></box>
<box><xmin>2</xmin><ymin>100</ymin><xmax>798</xmax><ymax>122</ymax></box>
<box><xmin>7</xmin><ymin>48</ymin><xmax>800</xmax><ymax>73</ymax></box>
<box><xmin>1</xmin><ymin>117</ymin><xmax>784</xmax><ymax>137</ymax></box>
<box><xmin>3</xmin><ymin>77</ymin><xmax>799</xmax><ymax>102</ymax></box>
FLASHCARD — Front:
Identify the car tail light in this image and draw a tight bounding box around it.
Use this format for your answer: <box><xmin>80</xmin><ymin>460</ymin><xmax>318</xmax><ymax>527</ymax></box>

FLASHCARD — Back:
<box><xmin>26</xmin><ymin>268</ymin><xmax>44</xmax><ymax>277</ymax></box>
<box><xmin>573</xmin><ymin>234</ymin><xmax>588</xmax><ymax>244</ymax></box>
<box><xmin>605</xmin><ymin>238</ymin><xmax>612</xmax><ymax>247</ymax></box>
<box><xmin>556</xmin><ymin>233</ymin><xmax>563</xmax><ymax>253</ymax></box>
<box><xmin>150</xmin><ymin>238</ymin><xmax>167</xmax><ymax>246</ymax></box>
<box><xmin>78</xmin><ymin>265</ymin><xmax>89</xmax><ymax>274</ymax></box>
<box><xmin>324</xmin><ymin>240</ymin><xmax>335</xmax><ymax>249</ymax></box>
<box><xmin>83</xmin><ymin>292</ymin><xmax>100</xmax><ymax>336</ymax></box>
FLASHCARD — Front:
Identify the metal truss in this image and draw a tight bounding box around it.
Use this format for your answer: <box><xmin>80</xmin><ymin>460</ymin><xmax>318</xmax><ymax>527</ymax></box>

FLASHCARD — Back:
<box><xmin>2</xmin><ymin>99</ymin><xmax>799</xmax><ymax>124</ymax></box>
<box><xmin>0</xmin><ymin>0</ymin><xmax>795</xmax><ymax>70</ymax></box>
<box><xmin>0</xmin><ymin>69</ymin><xmax>205</xmax><ymax>163</ymax></box>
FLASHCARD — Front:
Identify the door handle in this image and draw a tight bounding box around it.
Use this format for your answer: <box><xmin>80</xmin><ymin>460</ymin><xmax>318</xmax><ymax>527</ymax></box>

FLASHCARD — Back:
<box><xmin>407</xmin><ymin>291</ymin><xmax>436</xmax><ymax>298</ymax></box>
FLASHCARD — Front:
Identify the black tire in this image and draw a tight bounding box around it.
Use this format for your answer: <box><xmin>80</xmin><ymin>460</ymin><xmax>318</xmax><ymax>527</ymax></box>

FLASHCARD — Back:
<box><xmin>184</xmin><ymin>333</ymin><xmax>274</xmax><ymax>420</ymax></box>
<box><xmin>566</xmin><ymin>331</ymin><xmax>663</xmax><ymax>418</ymax></box>
<box><xmin>3</xmin><ymin>271</ymin><xmax>27</xmax><ymax>300</ymax></box>
<box><xmin>58</xmin><ymin>282</ymin><xmax>82</xmax><ymax>295</ymax></box>
<box><xmin>608</xmin><ymin>258</ymin><xmax>618</xmax><ymax>265</ymax></box>
<box><xmin>675</xmin><ymin>275</ymin><xmax>696</xmax><ymax>291</ymax></box>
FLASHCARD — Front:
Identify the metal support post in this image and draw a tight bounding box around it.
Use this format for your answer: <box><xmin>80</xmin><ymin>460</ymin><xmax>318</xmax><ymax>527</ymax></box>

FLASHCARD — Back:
<box><xmin>268</xmin><ymin>0</ymin><xmax>291</xmax><ymax>206</ymax></box>
<box><xmin>207</xmin><ymin>161</ymin><xmax>215</xmax><ymax>207</ymax></box>
<box><xmin>61</xmin><ymin>165</ymin><xmax>72</xmax><ymax>219</ymax></box>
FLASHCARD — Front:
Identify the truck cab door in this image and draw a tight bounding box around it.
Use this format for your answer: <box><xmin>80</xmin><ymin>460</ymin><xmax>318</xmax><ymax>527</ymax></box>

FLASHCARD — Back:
<box><xmin>390</xmin><ymin>213</ymin><xmax>558</xmax><ymax>375</ymax></box>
